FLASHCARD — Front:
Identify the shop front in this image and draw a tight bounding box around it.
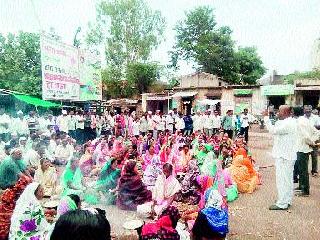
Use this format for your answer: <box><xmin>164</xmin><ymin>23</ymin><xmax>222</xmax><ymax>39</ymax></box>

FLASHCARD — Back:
<box><xmin>260</xmin><ymin>84</ymin><xmax>294</xmax><ymax>109</ymax></box>
<box><xmin>171</xmin><ymin>91</ymin><xmax>198</xmax><ymax>115</ymax></box>
<box><xmin>295</xmin><ymin>86</ymin><xmax>320</xmax><ymax>108</ymax></box>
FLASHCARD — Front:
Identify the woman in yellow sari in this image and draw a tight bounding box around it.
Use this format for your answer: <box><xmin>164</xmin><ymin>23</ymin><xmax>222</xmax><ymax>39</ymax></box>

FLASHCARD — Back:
<box><xmin>34</xmin><ymin>158</ymin><xmax>57</xmax><ymax>197</ymax></box>
<box><xmin>228</xmin><ymin>148</ymin><xmax>259</xmax><ymax>193</ymax></box>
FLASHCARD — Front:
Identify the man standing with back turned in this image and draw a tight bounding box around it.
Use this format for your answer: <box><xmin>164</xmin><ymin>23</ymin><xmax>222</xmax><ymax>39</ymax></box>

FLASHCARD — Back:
<box><xmin>264</xmin><ymin>105</ymin><xmax>297</xmax><ymax>210</ymax></box>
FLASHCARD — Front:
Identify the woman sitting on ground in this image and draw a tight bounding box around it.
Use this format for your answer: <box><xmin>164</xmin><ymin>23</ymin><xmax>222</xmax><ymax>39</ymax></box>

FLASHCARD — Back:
<box><xmin>34</xmin><ymin>158</ymin><xmax>58</xmax><ymax>197</ymax></box>
<box><xmin>192</xmin><ymin>189</ymin><xmax>229</xmax><ymax>240</ymax></box>
<box><xmin>60</xmin><ymin>155</ymin><xmax>86</xmax><ymax>197</ymax></box>
<box><xmin>117</xmin><ymin>160</ymin><xmax>152</xmax><ymax>211</ymax></box>
<box><xmin>141</xmin><ymin>206</ymin><xmax>181</xmax><ymax>240</ymax></box>
<box><xmin>50</xmin><ymin>209</ymin><xmax>111</xmax><ymax>240</ymax></box>
<box><xmin>96</xmin><ymin>158</ymin><xmax>121</xmax><ymax>204</ymax></box>
<box><xmin>79</xmin><ymin>144</ymin><xmax>94</xmax><ymax>176</ymax></box>
<box><xmin>9</xmin><ymin>182</ymin><xmax>50</xmax><ymax>240</ymax></box>
<box><xmin>138</xmin><ymin>163</ymin><xmax>181</xmax><ymax>217</ymax></box>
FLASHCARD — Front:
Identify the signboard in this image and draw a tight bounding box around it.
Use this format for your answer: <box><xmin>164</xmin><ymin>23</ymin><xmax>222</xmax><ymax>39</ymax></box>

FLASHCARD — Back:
<box><xmin>261</xmin><ymin>84</ymin><xmax>294</xmax><ymax>96</ymax></box>
<box><xmin>234</xmin><ymin>96</ymin><xmax>251</xmax><ymax>114</ymax></box>
<box><xmin>234</xmin><ymin>89</ymin><xmax>253</xmax><ymax>95</ymax></box>
<box><xmin>79</xmin><ymin>50</ymin><xmax>102</xmax><ymax>101</ymax></box>
<box><xmin>41</xmin><ymin>34</ymin><xmax>80</xmax><ymax>100</ymax></box>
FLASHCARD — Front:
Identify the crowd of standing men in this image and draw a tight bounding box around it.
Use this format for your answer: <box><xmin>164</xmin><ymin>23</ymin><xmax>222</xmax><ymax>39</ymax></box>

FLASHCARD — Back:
<box><xmin>0</xmin><ymin>107</ymin><xmax>256</xmax><ymax>147</ymax></box>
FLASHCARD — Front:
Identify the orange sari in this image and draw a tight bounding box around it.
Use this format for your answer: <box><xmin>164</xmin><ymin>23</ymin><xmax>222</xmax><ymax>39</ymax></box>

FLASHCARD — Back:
<box><xmin>229</xmin><ymin>149</ymin><xmax>259</xmax><ymax>193</ymax></box>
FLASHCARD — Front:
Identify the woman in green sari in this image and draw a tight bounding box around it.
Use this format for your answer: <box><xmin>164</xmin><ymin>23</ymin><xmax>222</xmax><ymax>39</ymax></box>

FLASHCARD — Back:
<box><xmin>195</xmin><ymin>144</ymin><xmax>207</xmax><ymax>166</ymax></box>
<box><xmin>200</xmin><ymin>144</ymin><xmax>218</xmax><ymax>177</ymax></box>
<box><xmin>96</xmin><ymin>158</ymin><xmax>120</xmax><ymax>204</ymax></box>
<box><xmin>60</xmin><ymin>156</ymin><xmax>86</xmax><ymax>197</ymax></box>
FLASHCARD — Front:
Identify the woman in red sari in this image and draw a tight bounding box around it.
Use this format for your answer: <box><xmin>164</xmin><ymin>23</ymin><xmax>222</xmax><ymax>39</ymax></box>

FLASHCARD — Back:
<box><xmin>0</xmin><ymin>176</ymin><xmax>32</xmax><ymax>239</ymax></box>
<box><xmin>117</xmin><ymin>160</ymin><xmax>152</xmax><ymax>211</ymax></box>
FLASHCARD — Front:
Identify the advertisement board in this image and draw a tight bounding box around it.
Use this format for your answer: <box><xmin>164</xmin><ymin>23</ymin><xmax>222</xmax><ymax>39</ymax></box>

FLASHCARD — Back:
<box><xmin>78</xmin><ymin>50</ymin><xmax>102</xmax><ymax>101</ymax></box>
<box><xmin>40</xmin><ymin>34</ymin><xmax>80</xmax><ymax>100</ymax></box>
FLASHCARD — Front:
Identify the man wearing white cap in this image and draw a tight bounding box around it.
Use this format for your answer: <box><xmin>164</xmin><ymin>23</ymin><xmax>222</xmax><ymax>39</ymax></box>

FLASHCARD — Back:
<box><xmin>57</xmin><ymin>110</ymin><xmax>69</xmax><ymax>134</ymax></box>
<box><xmin>0</xmin><ymin>107</ymin><xmax>11</xmax><ymax>142</ymax></box>
<box><xmin>147</xmin><ymin>111</ymin><xmax>154</xmax><ymax>134</ymax></box>
<box><xmin>166</xmin><ymin>110</ymin><xmax>174</xmax><ymax>133</ymax></box>
<box><xmin>12</xmin><ymin>111</ymin><xmax>29</xmax><ymax>137</ymax></box>
<box><xmin>192</xmin><ymin>110</ymin><xmax>203</xmax><ymax>133</ymax></box>
<box><xmin>152</xmin><ymin>110</ymin><xmax>162</xmax><ymax>138</ymax></box>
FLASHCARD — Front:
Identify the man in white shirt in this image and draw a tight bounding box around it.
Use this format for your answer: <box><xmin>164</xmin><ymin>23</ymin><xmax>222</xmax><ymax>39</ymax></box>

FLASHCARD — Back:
<box><xmin>203</xmin><ymin>110</ymin><xmax>211</xmax><ymax>136</ymax></box>
<box><xmin>166</xmin><ymin>111</ymin><xmax>174</xmax><ymax>133</ymax></box>
<box><xmin>209</xmin><ymin>110</ymin><xmax>221</xmax><ymax>135</ymax></box>
<box><xmin>192</xmin><ymin>111</ymin><xmax>203</xmax><ymax>133</ymax></box>
<box><xmin>152</xmin><ymin>110</ymin><xmax>162</xmax><ymax>138</ymax></box>
<box><xmin>12</xmin><ymin>111</ymin><xmax>29</xmax><ymax>137</ymax></box>
<box><xmin>147</xmin><ymin>111</ymin><xmax>154</xmax><ymax>134</ymax></box>
<box><xmin>175</xmin><ymin>113</ymin><xmax>185</xmax><ymax>133</ymax></box>
<box><xmin>54</xmin><ymin>139</ymin><xmax>73</xmax><ymax>165</ymax></box>
<box><xmin>240</xmin><ymin>108</ymin><xmax>254</xmax><ymax>142</ymax></box>
<box><xmin>68</xmin><ymin>111</ymin><xmax>77</xmax><ymax>140</ymax></box>
<box><xmin>75</xmin><ymin>111</ymin><xmax>85</xmax><ymax>144</ymax></box>
<box><xmin>24</xmin><ymin>142</ymin><xmax>41</xmax><ymax>168</ymax></box>
<box><xmin>264</xmin><ymin>105</ymin><xmax>297</xmax><ymax>210</ymax></box>
<box><xmin>0</xmin><ymin>108</ymin><xmax>11</xmax><ymax>142</ymax></box>
<box><xmin>294</xmin><ymin>106</ymin><xmax>320</xmax><ymax>196</ymax></box>
<box><xmin>56</xmin><ymin>110</ymin><xmax>69</xmax><ymax>134</ymax></box>
<box><xmin>304</xmin><ymin>105</ymin><xmax>320</xmax><ymax>177</ymax></box>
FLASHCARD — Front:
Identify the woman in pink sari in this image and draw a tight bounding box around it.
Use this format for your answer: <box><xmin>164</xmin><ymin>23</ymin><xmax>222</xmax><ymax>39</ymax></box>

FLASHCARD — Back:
<box><xmin>142</xmin><ymin>145</ymin><xmax>158</xmax><ymax>171</ymax></box>
<box><xmin>79</xmin><ymin>144</ymin><xmax>94</xmax><ymax>176</ymax></box>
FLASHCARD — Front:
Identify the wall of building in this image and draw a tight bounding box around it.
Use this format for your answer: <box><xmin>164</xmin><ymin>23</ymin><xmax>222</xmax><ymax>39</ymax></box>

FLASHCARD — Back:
<box><xmin>179</xmin><ymin>72</ymin><xmax>228</xmax><ymax>88</ymax></box>
<box><xmin>294</xmin><ymin>78</ymin><xmax>320</xmax><ymax>86</ymax></box>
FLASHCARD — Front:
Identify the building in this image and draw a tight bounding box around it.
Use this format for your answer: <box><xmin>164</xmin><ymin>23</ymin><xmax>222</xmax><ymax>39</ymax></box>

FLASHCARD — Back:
<box><xmin>311</xmin><ymin>38</ymin><xmax>320</xmax><ymax>70</ymax></box>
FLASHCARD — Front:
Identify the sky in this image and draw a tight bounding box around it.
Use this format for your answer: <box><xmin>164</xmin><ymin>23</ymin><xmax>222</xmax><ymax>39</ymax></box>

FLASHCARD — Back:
<box><xmin>1</xmin><ymin>0</ymin><xmax>320</xmax><ymax>77</ymax></box>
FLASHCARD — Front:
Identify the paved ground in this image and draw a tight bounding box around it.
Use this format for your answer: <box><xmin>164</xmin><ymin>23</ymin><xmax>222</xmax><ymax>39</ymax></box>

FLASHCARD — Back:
<box><xmin>228</xmin><ymin>130</ymin><xmax>320</xmax><ymax>240</ymax></box>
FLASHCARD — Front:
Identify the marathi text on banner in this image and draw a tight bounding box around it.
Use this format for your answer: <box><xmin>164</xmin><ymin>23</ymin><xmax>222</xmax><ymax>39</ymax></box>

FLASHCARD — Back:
<box><xmin>78</xmin><ymin>50</ymin><xmax>102</xmax><ymax>101</ymax></box>
<box><xmin>40</xmin><ymin>34</ymin><xmax>80</xmax><ymax>100</ymax></box>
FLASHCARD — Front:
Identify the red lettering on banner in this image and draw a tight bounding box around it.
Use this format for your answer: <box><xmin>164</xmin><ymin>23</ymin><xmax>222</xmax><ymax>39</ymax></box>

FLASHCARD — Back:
<box><xmin>44</xmin><ymin>73</ymin><xmax>80</xmax><ymax>84</ymax></box>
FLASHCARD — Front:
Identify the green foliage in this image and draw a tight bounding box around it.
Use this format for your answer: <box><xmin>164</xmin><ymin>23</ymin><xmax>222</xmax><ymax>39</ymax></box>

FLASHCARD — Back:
<box><xmin>168</xmin><ymin>77</ymin><xmax>179</xmax><ymax>88</ymax></box>
<box><xmin>0</xmin><ymin>32</ymin><xmax>41</xmax><ymax>96</ymax></box>
<box><xmin>235</xmin><ymin>47</ymin><xmax>266</xmax><ymax>85</ymax></box>
<box><xmin>127</xmin><ymin>62</ymin><xmax>159</xmax><ymax>94</ymax></box>
<box><xmin>171</xmin><ymin>6</ymin><xmax>265</xmax><ymax>84</ymax></box>
<box><xmin>87</xmin><ymin>0</ymin><xmax>165</xmax><ymax>98</ymax></box>
<box><xmin>283</xmin><ymin>70</ymin><xmax>320</xmax><ymax>84</ymax></box>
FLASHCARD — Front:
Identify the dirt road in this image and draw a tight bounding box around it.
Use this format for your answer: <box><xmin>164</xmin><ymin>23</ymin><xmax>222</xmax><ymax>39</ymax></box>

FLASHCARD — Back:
<box><xmin>228</xmin><ymin>131</ymin><xmax>320</xmax><ymax>240</ymax></box>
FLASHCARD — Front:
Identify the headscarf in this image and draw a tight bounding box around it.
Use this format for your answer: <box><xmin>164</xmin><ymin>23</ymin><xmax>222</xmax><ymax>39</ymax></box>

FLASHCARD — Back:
<box><xmin>123</xmin><ymin>160</ymin><xmax>137</xmax><ymax>177</ymax></box>
<box><xmin>97</xmin><ymin>159</ymin><xmax>120</xmax><ymax>189</ymax></box>
<box><xmin>143</xmin><ymin>155</ymin><xmax>162</xmax><ymax>187</ymax></box>
<box><xmin>201</xmin><ymin>188</ymin><xmax>229</xmax><ymax>235</ymax></box>
<box><xmin>61</xmin><ymin>158</ymin><xmax>83</xmax><ymax>196</ymax></box>
<box><xmin>212</xmin><ymin>159</ymin><xmax>226</xmax><ymax>197</ymax></box>
<box><xmin>204</xmin><ymin>189</ymin><xmax>223</xmax><ymax>210</ymax></box>
<box><xmin>196</xmin><ymin>175</ymin><xmax>214</xmax><ymax>209</ymax></box>
<box><xmin>10</xmin><ymin>182</ymin><xmax>49</xmax><ymax>239</ymax></box>
<box><xmin>57</xmin><ymin>195</ymin><xmax>78</xmax><ymax>217</ymax></box>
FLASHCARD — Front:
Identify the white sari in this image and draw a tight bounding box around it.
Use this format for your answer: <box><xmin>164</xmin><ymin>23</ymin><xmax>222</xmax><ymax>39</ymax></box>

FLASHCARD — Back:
<box><xmin>9</xmin><ymin>182</ymin><xmax>49</xmax><ymax>240</ymax></box>
<box><xmin>137</xmin><ymin>174</ymin><xmax>181</xmax><ymax>217</ymax></box>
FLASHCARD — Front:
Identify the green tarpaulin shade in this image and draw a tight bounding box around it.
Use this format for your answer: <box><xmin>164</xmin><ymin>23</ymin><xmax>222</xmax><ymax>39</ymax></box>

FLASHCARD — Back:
<box><xmin>13</xmin><ymin>94</ymin><xmax>61</xmax><ymax>108</ymax></box>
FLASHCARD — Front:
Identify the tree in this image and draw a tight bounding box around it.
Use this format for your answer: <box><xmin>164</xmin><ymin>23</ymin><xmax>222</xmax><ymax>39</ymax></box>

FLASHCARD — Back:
<box><xmin>171</xmin><ymin>6</ymin><xmax>265</xmax><ymax>84</ymax></box>
<box><xmin>87</xmin><ymin>0</ymin><xmax>165</xmax><ymax>97</ymax></box>
<box><xmin>127</xmin><ymin>62</ymin><xmax>159</xmax><ymax>94</ymax></box>
<box><xmin>235</xmin><ymin>47</ymin><xmax>266</xmax><ymax>85</ymax></box>
<box><xmin>0</xmin><ymin>32</ymin><xmax>41</xmax><ymax>96</ymax></box>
